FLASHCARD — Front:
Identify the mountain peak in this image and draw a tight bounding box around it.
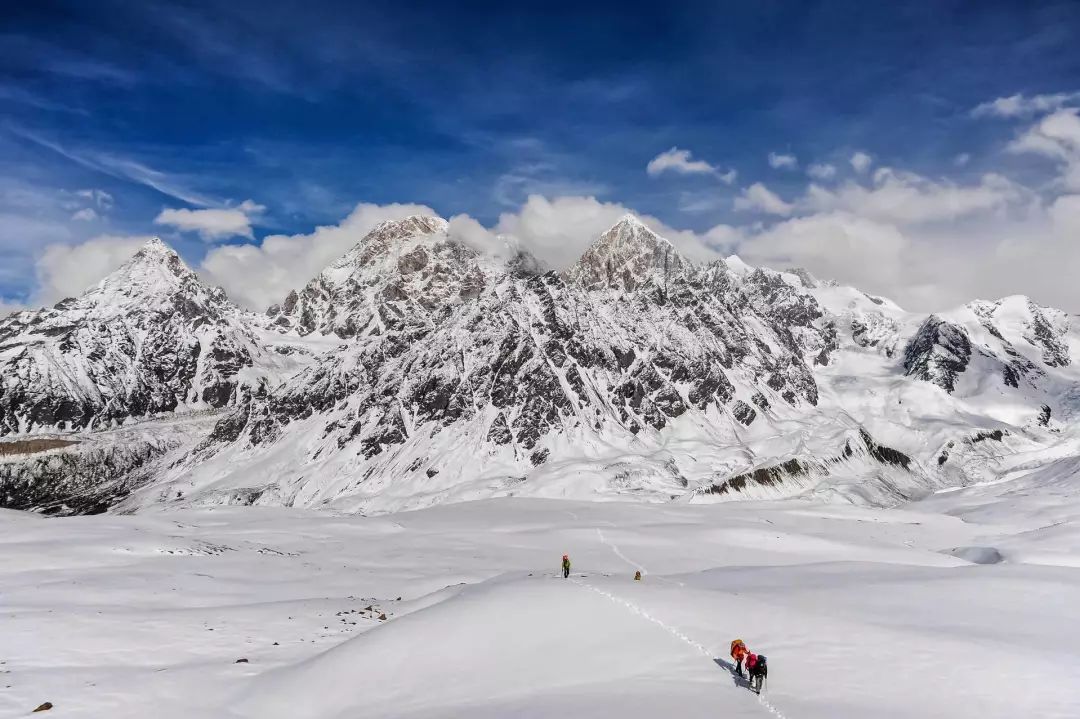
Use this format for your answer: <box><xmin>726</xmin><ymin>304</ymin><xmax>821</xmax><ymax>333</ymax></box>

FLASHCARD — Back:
<box><xmin>134</xmin><ymin>236</ymin><xmax>175</xmax><ymax>257</ymax></box>
<box><xmin>566</xmin><ymin>216</ymin><xmax>686</xmax><ymax>292</ymax></box>
<box><xmin>613</xmin><ymin>212</ymin><xmax>648</xmax><ymax>229</ymax></box>
<box><xmin>369</xmin><ymin>214</ymin><xmax>449</xmax><ymax>240</ymax></box>
<box><xmin>80</xmin><ymin>238</ymin><xmax>208</xmax><ymax>312</ymax></box>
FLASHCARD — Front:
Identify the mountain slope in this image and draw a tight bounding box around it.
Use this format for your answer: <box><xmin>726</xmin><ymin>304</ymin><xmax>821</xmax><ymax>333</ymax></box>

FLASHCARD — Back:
<box><xmin>128</xmin><ymin>215</ymin><xmax>1080</xmax><ymax>514</ymax></box>
<box><xmin>263</xmin><ymin>215</ymin><xmax>494</xmax><ymax>337</ymax></box>
<box><xmin>4</xmin><ymin>218</ymin><xmax>1078</xmax><ymax>515</ymax></box>
<box><xmin>0</xmin><ymin>239</ymin><xmax>318</xmax><ymax>436</ymax></box>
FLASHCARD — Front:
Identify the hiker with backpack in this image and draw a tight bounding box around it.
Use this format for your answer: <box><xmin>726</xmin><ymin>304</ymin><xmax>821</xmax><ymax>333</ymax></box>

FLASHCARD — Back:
<box><xmin>746</xmin><ymin>652</ymin><xmax>768</xmax><ymax>693</ymax></box>
<box><xmin>730</xmin><ymin>638</ymin><xmax>749</xmax><ymax>676</ymax></box>
<box><xmin>561</xmin><ymin>554</ymin><xmax>571</xmax><ymax>578</ymax></box>
<box><xmin>731</xmin><ymin>638</ymin><xmax>768</xmax><ymax>692</ymax></box>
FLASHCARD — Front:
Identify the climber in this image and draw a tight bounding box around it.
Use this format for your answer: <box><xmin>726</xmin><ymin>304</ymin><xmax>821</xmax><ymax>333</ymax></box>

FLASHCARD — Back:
<box><xmin>561</xmin><ymin>554</ymin><xmax>571</xmax><ymax>579</ymax></box>
<box><xmin>730</xmin><ymin>638</ymin><xmax>749</xmax><ymax>676</ymax></box>
<box><xmin>746</xmin><ymin>652</ymin><xmax>768</xmax><ymax>693</ymax></box>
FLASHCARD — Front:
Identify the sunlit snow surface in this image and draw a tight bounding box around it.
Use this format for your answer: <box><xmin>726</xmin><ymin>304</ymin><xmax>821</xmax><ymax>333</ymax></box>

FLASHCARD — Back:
<box><xmin>3</xmin><ymin>475</ymin><xmax>1079</xmax><ymax>718</ymax></box>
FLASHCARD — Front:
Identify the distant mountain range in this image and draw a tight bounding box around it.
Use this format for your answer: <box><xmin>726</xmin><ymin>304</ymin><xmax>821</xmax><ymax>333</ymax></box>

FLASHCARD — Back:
<box><xmin>2</xmin><ymin>214</ymin><xmax>1077</xmax><ymax>514</ymax></box>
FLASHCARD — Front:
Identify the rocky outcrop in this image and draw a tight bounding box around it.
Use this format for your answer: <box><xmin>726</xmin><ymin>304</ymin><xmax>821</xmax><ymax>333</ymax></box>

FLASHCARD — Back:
<box><xmin>902</xmin><ymin>316</ymin><xmax>972</xmax><ymax>393</ymax></box>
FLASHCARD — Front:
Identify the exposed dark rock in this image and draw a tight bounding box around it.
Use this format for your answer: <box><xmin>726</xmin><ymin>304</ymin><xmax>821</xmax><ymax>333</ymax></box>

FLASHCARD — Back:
<box><xmin>971</xmin><ymin>429</ymin><xmax>1006</xmax><ymax>443</ymax></box>
<box><xmin>859</xmin><ymin>429</ymin><xmax>911</xmax><ymax>469</ymax></box>
<box><xmin>732</xmin><ymin>400</ymin><xmax>756</xmax><ymax>426</ymax></box>
<box><xmin>903</xmin><ymin>316</ymin><xmax>971</xmax><ymax>393</ymax></box>
<box><xmin>707</xmin><ymin>458</ymin><xmax>808</xmax><ymax>495</ymax></box>
<box><xmin>1025</xmin><ymin>303</ymin><xmax>1070</xmax><ymax>367</ymax></box>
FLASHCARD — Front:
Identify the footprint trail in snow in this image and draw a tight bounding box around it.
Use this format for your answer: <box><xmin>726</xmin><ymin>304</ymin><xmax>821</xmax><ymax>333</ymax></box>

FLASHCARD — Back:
<box><xmin>578</xmin><ymin>527</ymin><xmax>789</xmax><ymax>719</ymax></box>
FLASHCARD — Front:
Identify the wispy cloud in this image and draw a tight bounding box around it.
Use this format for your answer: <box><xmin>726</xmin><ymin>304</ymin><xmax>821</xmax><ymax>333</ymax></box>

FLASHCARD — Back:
<box><xmin>647</xmin><ymin>147</ymin><xmax>717</xmax><ymax>176</ymax></box>
<box><xmin>768</xmin><ymin>152</ymin><xmax>798</xmax><ymax>170</ymax></box>
<box><xmin>0</xmin><ymin>84</ymin><xmax>89</xmax><ymax>115</ymax></box>
<box><xmin>850</xmin><ymin>151</ymin><xmax>873</xmax><ymax>174</ymax></box>
<box><xmin>70</xmin><ymin>207</ymin><xmax>99</xmax><ymax>222</ymax></box>
<box><xmin>972</xmin><ymin>91</ymin><xmax>1080</xmax><ymax>119</ymax></box>
<box><xmin>9</xmin><ymin>127</ymin><xmax>215</xmax><ymax>207</ymax></box>
<box><xmin>493</xmin><ymin>163</ymin><xmax>609</xmax><ymax>208</ymax></box>
<box><xmin>807</xmin><ymin>163</ymin><xmax>836</xmax><ymax>180</ymax></box>
<box><xmin>646</xmin><ymin>147</ymin><xmax>736</xmax><ymax>185</ymax></box>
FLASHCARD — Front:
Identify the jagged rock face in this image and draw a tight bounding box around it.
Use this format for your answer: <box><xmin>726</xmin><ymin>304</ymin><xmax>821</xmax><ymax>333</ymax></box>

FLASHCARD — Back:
<box><xmin>0</xmin><ymin>239</ymin><xmax>289</xmax><ymax>436</ymax></box>
<box><xmin>1023</xmin><ymin>302</ymin><xmax>1071</xmax><ymax>368</ymax></box>
<box><xmin>564</xmin><ymin>215</ymin><xmax>686</xmax><ymax>293</ymax></box>
<box><xmin>264</xmin><ymin>216</ymin><xmax>498</xmax><ymax>338</ymax></box>
<box><xmin>182</xmin><ymin>223</ymin><xmax>838</xmax><ymax>509</ymax></box>
<box><xmin>903</xmin><ymin>316</ymin><xmax>972</xmax><ymax>393</ymax></box>
<box><xmin>6</xmin><ymin>216</ymin><xmax>1080</xmax><ymax>515</ymax></box>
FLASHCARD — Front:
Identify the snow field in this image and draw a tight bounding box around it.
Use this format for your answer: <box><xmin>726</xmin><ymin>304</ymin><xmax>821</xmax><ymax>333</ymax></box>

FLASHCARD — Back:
<box><xmin>2</xmin><ymin>487</ymin><xmax>1079</xmax><ymax>718</ymax></box>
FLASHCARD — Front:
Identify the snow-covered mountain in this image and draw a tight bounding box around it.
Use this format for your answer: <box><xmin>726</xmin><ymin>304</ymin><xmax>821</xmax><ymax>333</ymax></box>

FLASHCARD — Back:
<box><xmin>0</xmin><ymin>238</ymin><xmax>319</xmax><ymax>436</ymax></box>
<box><xmin>264</xmin><ymin>215</ymin><xmax>491</xmax><ymax>338</ymax></box>
<box><xmin>0</xmin><ymin>239</ymin><xmax>334</xmax><ymax>512</ymax></box>
<box><xmin>2</xmin><ymin>217</ymin><xmax>1078</xmax><ymax>514</ymax></box>
<box><xmin>128</xmin><ymin>215</ymin><xmax>1080</xmax><ymax>513</ymax></box>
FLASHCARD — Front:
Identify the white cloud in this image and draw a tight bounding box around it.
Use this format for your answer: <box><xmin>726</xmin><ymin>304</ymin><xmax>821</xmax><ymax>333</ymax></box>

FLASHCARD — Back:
<box><xmin>972</xmin><ymin>91</ymin><xmax>1080</xmax><ymax>119</ymax></box>
<box><xmin>75</xmin><ymin>189</ymin><xmax>114</xmax><ymax>209</ymax></box>
<box><xmin>739</xmin><ymin>212</ymin><xmax>910</xmax><ymax>294</ymax></box>
<box><xmin>155</xmin><ymin>199</ymin><xmax>265</xmax><ymax>241</ymax></box>
<box><xmin>768</xmin><ymin>152</ymin><xmax>798</xmax><ymax>170</ymax></box>
<box><xmin>34</xmin><ymin>234</ymin><xmax>154</xmax><ymax>305</ymax></box>
<box><xmin>199</xmin><ymin>202</ymin><xmax>437</xmax><ymax>310</ymax></box>
<box><xmin>1009</xmin><ymin>108</ymin><xmax>1080</xmax><ymax>158</ymax></box>
<box><xmin>733</xmin><ymin>183</ymin><xmax>794</xmax><ymax>216</ymax></box>
<box><xmin>807</xmin><ymin>163</ymin><xmax>836</xmax><ymax>180</ymax></box>
<box><xmin>645</xmin><ymin>147</ymin><xmax>735</xmax><ymax>183</ymax></box>
<box><xmin>1008</xmin><ymin>108</ymin><xmax>1080</xmax><ymax>190</ymax></box>
<box><xmin>646</xmin><ymin>147</ymin><xmax>717</xmax><ymax>176</ymax></box>
<box><xmin>850</xmin><ymin>151</ymin><xmax>873</xmax><ymax>174</ymax></box>
<box><xmin>802</xmin><ymin>168</ymin><xmax>1020</xmax><ymax>224</ymax></box>
<box><xmin>71</xmin><ymin>207</ymin><xmax>99</xmax><ymax>222</ymax></box>
<box><xmin>492</xmin><ymin>195</ymin><xmax>730</xmax><ymax>266</ymax></box>
<box><xmin>954</xmin><ymin>153</ymin><xmax>971</xmax><ymax>167</ymax></box>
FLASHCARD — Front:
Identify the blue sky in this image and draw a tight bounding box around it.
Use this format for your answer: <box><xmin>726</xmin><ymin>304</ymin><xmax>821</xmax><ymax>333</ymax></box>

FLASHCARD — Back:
<box><xmin>3</xmin><ymin>1</ymin><xmax>1080</xmax><ymax>311</ymax></box>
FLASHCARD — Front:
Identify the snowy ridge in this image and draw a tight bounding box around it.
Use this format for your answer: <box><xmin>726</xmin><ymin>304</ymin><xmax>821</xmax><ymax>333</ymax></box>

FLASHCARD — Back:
<box><xmin>128</xmin><ymin>216</ymin><xmax>1079</xmax><ymax>513</ymax></box>
<box><xmin>0</xmin><ymin>238</ymin><xmax>334</xmax><ymax>439</ymax></box>
<box><xmin>263</xmin><ymin>214</ymin><xmax>493</xmax><ymax>338</ymax></box>
<box><xmin>2</xmin><ymin>216</ymin><xmax>1079</xmax><ymax>514</ymax></box>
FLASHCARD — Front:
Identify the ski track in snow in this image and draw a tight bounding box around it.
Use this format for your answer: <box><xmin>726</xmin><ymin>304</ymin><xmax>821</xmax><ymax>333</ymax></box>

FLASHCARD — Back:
<box><xmin>582</xmin><ymin>526</ymin><xmax>788</xmax><ymax>719</ymax></box>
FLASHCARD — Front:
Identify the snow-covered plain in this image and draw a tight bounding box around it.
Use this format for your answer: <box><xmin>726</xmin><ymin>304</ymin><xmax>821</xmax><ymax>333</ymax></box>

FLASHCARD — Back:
<box><xmin>3</xmin><ymin>474</ymin><xmax>1079</xmax><ymax>718</ymax></box>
